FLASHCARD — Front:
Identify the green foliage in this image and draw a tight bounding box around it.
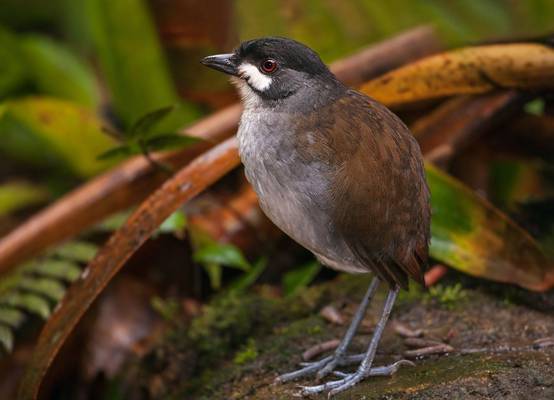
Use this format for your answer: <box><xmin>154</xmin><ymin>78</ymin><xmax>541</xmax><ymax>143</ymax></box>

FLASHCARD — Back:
<box><xmin>0</xmin><ymin>28</ymin><xmax>27</xmax><ymax>98</ymax></box>
<box><xmin>282</xmin><ymin>260</ymin><xmax>321</xmax><ymax>297</ymax></box>
<box><xmin>0</xmin><ymin>240</ymin><xmax>97</xmax><ymax>354</ymax></box>
<box><xmin>0</xmin><ymin>26</ymin><xmax>99</xmax><ymax>106</ymax></box>
<box><xmin>236</xmin><ymin>0</ymin><xmax>554</xmax><ymax>62</ymax></box>
<box><xmin>0</xmin><ymin>181</ymin><xmax>49</xmax><ymax>216</ymax></box>
<box><xmin>20</xmin><ymin>34</ymin><xmax>100</xmax><ymax>107</ymax></box>
<box><xmin>228</xmin><ymin>257</ymin><xmax>268</xmax><ymax>293</ymax></box>
<box><xmin>427</xmin><ymin>283</ymin><xmax>468</xmax><ymax>309</ymax></box>
<box><xmin>193</xmin><ymin>239</ymin><xmax>253</xmax><ymax>290</ymax></box>
<box><xmin>398</xmin><ymin>282</ymin><xmax>467</xmax><ymax>310</ymax></box>
<box><xmin>194</xmin><ymin>242</ymin><xmax>251</xmax><ymax>271</ymax></box>
<box><xmin>427</xmin><ymin>163</ymin><xmax>551</xmax><ymax>291</ymax></box>
<box><xmin>53</xmin><ymin>241</ymin><xmax>99</xmax><ymax>263</ymax></box>
<box><xmin>524</xmin><ymin>98</ymin><xmax>545</xmax><ymax>116</ymax></box>
<box><xmin>83</xmin><ymin>0</ymin><xmax>200</xmax><ymax>128</ymax></box>
<box><xmin>98</xmin><ymin>106</ymin><xmax>200</xmax><ymax>163</ymax></box>
<box><xmin>233</xmin><ymin>338</ymin><xmax>258</xmax><ymax>365</ymax></box>
<box><xmin>94</xmin><ymin>209</ymin><xmax>187</xmax><ymax>237</ymax></box>
<box><xmin>150</xmin><ymin>296</ymin><xmax>180</xmax><ymax>322</ymax></box>
<box><xmin>186</xmin><ymin>292</ymin><xmax>274</xmax><ymax>369</ymax></box>
<box><xmin>157</xmin><ymin>210</ymin><xmax>187</xmax><ymax>235</ymax></box>
<box><xmin>0</xmin><ymin>97</ymin><xmax>116</xmax><ymax>178</ymax></box>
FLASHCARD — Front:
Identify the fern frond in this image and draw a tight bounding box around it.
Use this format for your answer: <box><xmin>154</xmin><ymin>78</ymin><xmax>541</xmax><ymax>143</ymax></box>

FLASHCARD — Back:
<box><xmin>0</xmin><ymin>240</ymin><xmax>98</xmax><ymax>354</ymax></box>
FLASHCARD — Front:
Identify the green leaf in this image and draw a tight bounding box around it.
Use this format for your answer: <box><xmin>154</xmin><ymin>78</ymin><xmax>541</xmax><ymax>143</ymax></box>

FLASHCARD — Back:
<box><xmin>488</xmin><ymin>159</ymin><xmax>551</xmax><ymax>211</ymax></box>
<box><xmin>0</xmin><ymin>181</ymin><xmax>49</xmax><ymax>216</ymax></box>
<box><xmin>96</xmin><ymin>144</ymin><xmax>135</xmax><ymax>161</ymax></box>
<box><xmin>83</xmin><ymin>0</ymin><xmax>200</xmax><ymax>127</ymax></box>
<box><xmin>1</xmin><ymin>292</ymin><xmax>51</xmax><ymax>319</ymax></box>
<box><xmin>150</xmin><ymin>296</ymin><xmax>180</xmax><ymax>321</ymax></box>
<box><xmin>128</xmin><ymin>105</ymin><xmax>174</xmax><ymax>139</ymax></box>
<box><xmin>427</xmin><ymin>163</ymin><xmax>553</xmax><ymax>291</ymax></box>
<box><xmin>157</xmin><ymin>210</ymin><xmax>187</xmax><ymax>234</ymax></box>
<box><xmin>0</xmin><ymin>239</ymin><xmax>95</xmax><ymax>354</ymax></box>
<box><xmin>0</xmin><ymin>307</ymin><xmax>25</xmax><ymax>328</ymax></box>
<box><xmin>31</xmin><ymin>260</ymin><xmax>82</xmax><ymax>281</ymax></box>
<box><xmin>524</xmin><ymin>98</ymin><xmax>545</xmax><ymax>116</ymax></box>
<box><xmin>0</xmin><ymin>97</ymin><xmax>117</xmax><ymax>177</ymax></box>
<box><xmin>51</xmin><ymin>241</ymin><xmax>98</xmax><ymax>263</ymax></box>
<box><xmin>19</xmin><ymin>277</ymin><xmax>66</xmax><ymax>301</ymax></box>
<box><xmin>203</xmin><ymin>262</ymin><xmax>223</xmax><ymax>290</ymax></box>
<box><xmin>282</xmin><ymin>260</ymin><xmax>321</xmax><ymax>297</ymax></box>
<box><xmin>20</xmin><ymin>35</ymin><xmax>100</xmax><ymax>108</ymax></box>
<box><xmin>144</xmin><ymin>134</ymin><xmax>200</xmax><ymax>152</ymax></box>
<box><xmin>92</xmin><ymin>210</ymin><xmax>132</xmax><ymax>232</ymax></box>
<box><xmin>0</xmin><ymin>27</ymin><xmax>27</xmax><ymax>98</ymax></box>
<box><xmin>51</xmin><ymin>241</ymin><xmax>98</xmax><ymax>264</ymax></box>
<box><xmin>0</xmin><ymin>324</ymin><xmax>14</xmax><ymax>352</ymax></box>
<box><xmin>228</xmin><ymin>257</ymin><xmax>268</xmax><ymax>293</ymax></box>
<box><xmin>193</xmin><ymin>242</ymin><xmax>251</xmax><ymax>271</ymax></box>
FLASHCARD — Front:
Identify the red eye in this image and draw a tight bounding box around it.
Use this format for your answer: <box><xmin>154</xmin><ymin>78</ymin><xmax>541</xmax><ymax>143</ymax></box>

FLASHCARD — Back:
<box><xmin>260</xmin><ymin>59</ymin><xmax>277</xmax><ymax>73</ymax></box>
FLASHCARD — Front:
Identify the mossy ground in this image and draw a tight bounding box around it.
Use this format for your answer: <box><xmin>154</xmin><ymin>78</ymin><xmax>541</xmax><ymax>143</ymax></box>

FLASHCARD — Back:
<box><xmin>121</xmin><ymin>275</ymin><xmax>554</xmax><ymax>400</ymax></box>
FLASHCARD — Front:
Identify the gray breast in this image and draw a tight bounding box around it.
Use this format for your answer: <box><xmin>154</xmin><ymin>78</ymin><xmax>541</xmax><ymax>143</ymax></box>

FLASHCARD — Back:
<box><xmin>237</xmin><ymin>109</ymin><xmax>366</xmax><ymax>273</ymax></box>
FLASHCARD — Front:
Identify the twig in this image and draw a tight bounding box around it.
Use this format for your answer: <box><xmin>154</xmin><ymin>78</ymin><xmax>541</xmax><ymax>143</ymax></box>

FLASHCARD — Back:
<box><xmin>331</xmin><ymin>25</ymin><xmax>441</xmax><ymax>87</ymax></box>
<box><xmin>393</xmin><ymin>321</ymin><xmax>424</xmax><ymax>338</ymax></box>
<box><xmin>302</xmin><ymin>339</ymin><xmax>341</xmax><ymax>361</ymax></box>
<box><xmin>405</xmin><ymin>337</ymin><xmax>554</xmax><ymax>359</ymax></box>
<box><xmin>533</xmin><ymin>337</ymin><xmax>554</xmax><ymax>349</ymax></box>
<box><xmin>404</xmin><ymin>338</ymin><xmax>443</xmax><ymax>348</ymax></box>
<box><xmin>415</xmin><ymin>92</ymin><xmax>524</xmax><ymax>166</ymax></box>
<box><xmin>404</xmin><ymin>344</ymin><xmax>455</xmax><ymax>359</ymax></box>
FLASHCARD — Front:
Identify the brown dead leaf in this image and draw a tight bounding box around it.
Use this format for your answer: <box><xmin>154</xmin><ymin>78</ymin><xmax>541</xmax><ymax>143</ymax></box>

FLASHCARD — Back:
<box><xmin>361</xmin><ymin>43</ymin><xmax>554</xmax><ymax>106</ymax></box>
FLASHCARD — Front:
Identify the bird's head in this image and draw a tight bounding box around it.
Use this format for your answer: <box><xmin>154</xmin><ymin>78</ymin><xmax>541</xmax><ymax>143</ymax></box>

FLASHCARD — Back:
<box><xmin>201</xmin><ymin>37</ymin><xmax>334</xmax><ymax>105</ymax></box>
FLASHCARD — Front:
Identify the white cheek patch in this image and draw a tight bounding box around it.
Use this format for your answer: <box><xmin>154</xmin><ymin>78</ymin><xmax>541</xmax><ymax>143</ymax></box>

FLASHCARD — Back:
<box><xmin>238</xmin><ymin>63</ymin><xmax>273</xmax><ymax>92</ymax></box>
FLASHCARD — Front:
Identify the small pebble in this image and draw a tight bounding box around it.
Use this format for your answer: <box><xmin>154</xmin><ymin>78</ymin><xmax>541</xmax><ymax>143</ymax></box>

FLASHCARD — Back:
<box><xmin>320</xmin><ymin>305</ymin><xmax>345</xmax><ymax>325</ymax></box>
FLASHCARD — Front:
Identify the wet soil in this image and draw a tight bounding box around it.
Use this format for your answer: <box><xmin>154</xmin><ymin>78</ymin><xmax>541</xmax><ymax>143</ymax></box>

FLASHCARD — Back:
<box><xmin>122</xmin><ymin>275</ymin><xmax>554</xmax><ymax>400</ymax></box>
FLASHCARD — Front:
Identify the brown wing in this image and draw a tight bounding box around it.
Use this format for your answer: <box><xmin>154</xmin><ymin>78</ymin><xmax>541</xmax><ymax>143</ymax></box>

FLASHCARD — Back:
<box><xmin>303</xmin><ymin>90</ymin><xmax>430</xmax><ymax>288</ymax></box>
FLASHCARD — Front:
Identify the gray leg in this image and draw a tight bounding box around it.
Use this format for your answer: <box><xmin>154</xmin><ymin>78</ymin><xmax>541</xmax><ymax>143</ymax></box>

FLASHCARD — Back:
<box><xmin>316</xmin><ymin>276</ymin><xmax>380</xmax><ymax>379</ymax></box>
<box><xmin>300</xmin><ymin>285</ymin><xmax>401</xmax><ymax>397</ymax></box>
<box><xmin>275</xmin><ymin>277</ymin><xmax>380</xmax><ymax>383</ymax></box>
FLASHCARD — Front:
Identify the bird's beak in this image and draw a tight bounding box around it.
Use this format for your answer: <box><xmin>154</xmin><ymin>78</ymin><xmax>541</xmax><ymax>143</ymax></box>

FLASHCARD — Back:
<box><xmin>200</xmin><ymin>53</ymin><xmax>238</xmax><ymax>76</ymax></box>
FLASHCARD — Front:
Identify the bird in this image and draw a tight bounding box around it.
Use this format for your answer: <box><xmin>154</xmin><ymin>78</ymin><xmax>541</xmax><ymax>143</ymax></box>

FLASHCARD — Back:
<box><xmin>201</xmin><ymin>37</ymin><xmax>430</xmax><ymax>397</ymax></box>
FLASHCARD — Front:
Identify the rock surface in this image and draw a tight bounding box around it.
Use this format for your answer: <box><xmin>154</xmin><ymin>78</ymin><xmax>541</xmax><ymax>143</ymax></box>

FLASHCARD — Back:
<box><xmin>122</xmin><ymin>275</ymin><xmax>554</xmax><ymax>399</ymax></box>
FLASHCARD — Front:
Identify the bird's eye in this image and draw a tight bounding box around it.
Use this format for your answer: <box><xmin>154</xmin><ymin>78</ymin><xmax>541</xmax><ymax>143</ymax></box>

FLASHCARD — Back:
<box><xmin>260</xmin><ymin>59</ymin><xmax>277</xmax><ymax>74</ymax></box>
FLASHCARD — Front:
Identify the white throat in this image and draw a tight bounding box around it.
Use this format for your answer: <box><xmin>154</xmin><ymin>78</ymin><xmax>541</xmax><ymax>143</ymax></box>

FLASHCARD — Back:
<box><xmin>231</xmin><ymin>62</ymin><xmax>274</xmax><ymax>109</ymax></box>
<box><xmin>238</xmin><ymin>63</ymin><xmax>272</xmax><ymax>92</ymax></box>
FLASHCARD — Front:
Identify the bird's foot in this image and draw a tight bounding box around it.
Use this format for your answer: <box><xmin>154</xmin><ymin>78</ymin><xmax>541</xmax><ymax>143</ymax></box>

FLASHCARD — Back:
<box><xmin>298</xmin><ymin>359</ymin><xmax>414</xmax><ymax>397</ymax></box>
<box><xmin>275</xmin><ymin>352</ymin><xmax>373</xmax><ymax>383</ymax></box>
<box><xmin>275</xmin><ymin>355</ymin><xmax>335</xmax><ymax>383</ymax></box>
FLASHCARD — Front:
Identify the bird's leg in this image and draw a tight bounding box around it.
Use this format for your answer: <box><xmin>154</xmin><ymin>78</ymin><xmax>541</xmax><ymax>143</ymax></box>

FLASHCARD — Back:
<box><xmin>276</xmin><ymin>277</ymin><xmax>380</xmax><ymax>383</ymax></box>
<box><xmin>300</xmin><ymin>285</ymin><xmax>403</xmax><ymax>397</ymax></box>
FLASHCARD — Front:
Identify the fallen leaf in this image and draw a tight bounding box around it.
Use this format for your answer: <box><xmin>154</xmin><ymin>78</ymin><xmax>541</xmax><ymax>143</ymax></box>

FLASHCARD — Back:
<box><xmin>361</xmin><ymin>43</ymin><xmax>554</xmax><ymax>106</ymax></box>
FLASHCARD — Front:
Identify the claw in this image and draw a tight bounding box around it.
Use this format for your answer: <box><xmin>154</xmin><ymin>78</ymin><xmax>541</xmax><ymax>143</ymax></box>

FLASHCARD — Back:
<box><xmin>297</xmin><ymin>360</ymin><xmax>414</xmax><ymax>396</ymax></box>
<box><xmin>276</xmin><ymin>355</ymin><xmax>333</xmax><ymax>383</ymax></box>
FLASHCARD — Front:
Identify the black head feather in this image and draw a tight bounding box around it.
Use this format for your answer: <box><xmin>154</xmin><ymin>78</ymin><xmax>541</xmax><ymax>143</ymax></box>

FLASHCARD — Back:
<box><xmin>236</xmin><ymin>37</ymin><xmax>330</xmax><ymax>76</ymax></box>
